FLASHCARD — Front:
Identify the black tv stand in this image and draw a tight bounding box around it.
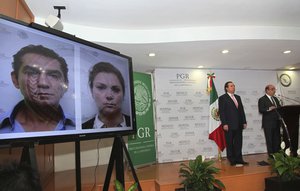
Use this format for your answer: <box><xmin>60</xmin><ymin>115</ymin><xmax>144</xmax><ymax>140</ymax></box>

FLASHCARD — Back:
<box><xmin>75</xmin><ymin>140</ymin><xmax>82</xmax><ymax>191</ymax></box>
<box><xmin>16</xmin><ymin>137</ymin><xmax>140</xmax><ymax>191</ymax></box>
<box><xmin>20</xmin><ymin>143</ymin><xmax>38</xmax><ymax>172</ymax></box>
<box><xmin>103</xmin><ymin>136</ymin><xmax>142</xmax><ymax>191</ymax></box>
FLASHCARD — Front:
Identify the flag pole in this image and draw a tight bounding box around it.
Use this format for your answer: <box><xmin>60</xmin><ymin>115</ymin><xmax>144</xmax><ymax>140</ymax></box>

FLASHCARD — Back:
<box><xmin>218</xmin><ymin>148</ymin><xmax>222</xmax><ymax>161</ymax></box>
<box><xmin>207</xmin><ymin>73</ymin><xmax>226</xmax><ymax>162</ymax></box>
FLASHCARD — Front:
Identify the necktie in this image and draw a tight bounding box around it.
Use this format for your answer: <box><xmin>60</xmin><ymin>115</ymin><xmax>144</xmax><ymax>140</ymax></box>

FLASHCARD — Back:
<box><xmin>231</xmin><ymin>94</ymin><xmax>238</xmax><ymax>108</ymax></box>
<box><xmin>271</xmin><ymin>97</ymin><xmax>277</xmax><ymax>107</ymax></box>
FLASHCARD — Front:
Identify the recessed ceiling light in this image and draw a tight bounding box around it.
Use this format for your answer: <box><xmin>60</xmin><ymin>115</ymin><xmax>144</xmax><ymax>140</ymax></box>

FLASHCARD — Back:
<box><xmin>289</xmin><ymin>67</ymin><xmax>295</xmax><ymax>70</ymax></box>
<box><xmin>222</xmin><ymin>49</ymin><xmax>229</xmax><ymax>54</ymax></box>
<box><xmin>283</xmin><ymin>50</ymin><xmax>292</xmax><ymax>54</ymax></box>
<box><xmin>148</xmin><ymin>53</ymin><xmax>156</xmax><ymax>57</ymax></box>
<box><xmin>197</xmin><ymin>65</ymin><xmax>204</xmax><ymax>68</ymax></box>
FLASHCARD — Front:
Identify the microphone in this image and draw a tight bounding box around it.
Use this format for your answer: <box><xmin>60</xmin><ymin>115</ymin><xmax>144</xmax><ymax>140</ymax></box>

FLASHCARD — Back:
<box><xmin>276</xmin><ymin>94</ymin><xmax>300</xmax><ymax>105</ymax></box>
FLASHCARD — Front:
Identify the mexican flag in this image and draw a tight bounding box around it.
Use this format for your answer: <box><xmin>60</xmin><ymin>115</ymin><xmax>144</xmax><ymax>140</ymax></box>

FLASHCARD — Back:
<box><xmin>207</xmin><ymin>73</ymin><xmax>226</xmax><ymax>151</ymax></box>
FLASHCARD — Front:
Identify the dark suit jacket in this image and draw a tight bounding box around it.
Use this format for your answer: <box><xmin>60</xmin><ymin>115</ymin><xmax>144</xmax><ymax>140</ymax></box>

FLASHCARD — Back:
<box><xmin>82</xmin><ymin>114</ymin><xmax>131</xmax><ymax>129</ymax></box>
<box><xmin>258</xmin><ymin>95</ymin><xmax>280</xmax><ymax>129</ymax></box>
<box><xmin>218</xmin><ymin>93</ymin><xmax>247</xmax><ymax>130</ymax></box>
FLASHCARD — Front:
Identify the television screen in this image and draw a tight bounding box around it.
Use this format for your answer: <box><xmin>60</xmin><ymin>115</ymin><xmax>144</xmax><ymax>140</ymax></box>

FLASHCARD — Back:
<box><xmin>0</xmin><ymin>15</ymin><xmax>136</xmax><ymax>145</ymax></box>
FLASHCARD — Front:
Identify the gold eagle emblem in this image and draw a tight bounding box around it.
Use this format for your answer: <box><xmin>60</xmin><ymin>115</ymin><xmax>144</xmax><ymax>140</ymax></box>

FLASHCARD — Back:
<box><xmin>211</xmin><ymin>107</ymin><xmax>220</xmax><ymax>121</ymax></box>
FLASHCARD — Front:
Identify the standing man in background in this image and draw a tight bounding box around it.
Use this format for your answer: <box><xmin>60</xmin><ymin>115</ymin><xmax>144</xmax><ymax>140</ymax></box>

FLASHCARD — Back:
<box><xmin>258</xmin><ymin>84</ymin><xmax>281</xmax><ymax>157</ymax></box>
<box><xmin>219</xmin><ymin>81</ymin><xmax>248</xmax><ymax>166</ymax></box>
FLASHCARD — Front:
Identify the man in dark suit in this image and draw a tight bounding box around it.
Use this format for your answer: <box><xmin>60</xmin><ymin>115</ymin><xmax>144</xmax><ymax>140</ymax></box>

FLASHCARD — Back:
<box><xmin>219</xmin><ymin>81</ymin><xmax>248</xmax><ymax>166</ymax></box>
<box><xmin>258</xmin><ymin>84</ymin><xmax>281</xmax><ymax>157</ymax></box>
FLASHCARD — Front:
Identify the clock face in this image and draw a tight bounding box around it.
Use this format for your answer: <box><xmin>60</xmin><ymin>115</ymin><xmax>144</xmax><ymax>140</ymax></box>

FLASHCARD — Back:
<box><xmin>280</xmin><ymin>74</ymin><xmax>291</xmax><ymax>87</ymax></box>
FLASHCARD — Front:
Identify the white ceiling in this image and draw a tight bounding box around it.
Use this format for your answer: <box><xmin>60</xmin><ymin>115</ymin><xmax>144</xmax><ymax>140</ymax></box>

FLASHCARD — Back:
<box><xmin>25</xmin><ymin>0</ymin><xmax>300</xmax><ymax>72</ymax></box>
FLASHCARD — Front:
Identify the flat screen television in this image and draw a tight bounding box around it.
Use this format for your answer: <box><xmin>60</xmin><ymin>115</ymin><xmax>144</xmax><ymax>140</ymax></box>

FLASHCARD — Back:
<box><xmin>0</xmin><ymin>14</ymin><xmax>136</xmax><ymax>146</ymax></box>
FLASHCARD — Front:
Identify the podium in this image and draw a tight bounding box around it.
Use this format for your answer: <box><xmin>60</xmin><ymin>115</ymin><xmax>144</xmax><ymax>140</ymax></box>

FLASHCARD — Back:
<box><xmin>279</xmin><ymin>105</ymin><xmax>300</xmax><ymax>156</ymax></box>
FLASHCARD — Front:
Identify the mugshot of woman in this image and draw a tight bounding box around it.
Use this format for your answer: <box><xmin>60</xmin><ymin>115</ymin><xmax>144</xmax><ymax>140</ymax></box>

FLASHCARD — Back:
<box><xmin>82</xmin><ymin>62</ymin><xmax>130</xmax><ymax>129</ymax></box>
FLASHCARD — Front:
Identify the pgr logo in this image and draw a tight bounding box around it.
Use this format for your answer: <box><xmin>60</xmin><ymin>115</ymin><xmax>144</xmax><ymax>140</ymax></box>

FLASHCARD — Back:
<box><xmin>134</xmin><ymin>80</ymin><xmax>151</xmax><ymax>116</ymax></box>
<box><xmin>176</xmin><ymin>73</ymin><xmax>189</xmax><ymax>79</ymax></box>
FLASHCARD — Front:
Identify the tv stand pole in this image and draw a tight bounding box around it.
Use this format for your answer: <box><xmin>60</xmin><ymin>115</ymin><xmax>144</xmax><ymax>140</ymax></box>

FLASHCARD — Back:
<box><xmin>75</xmin><ymin>140</ymin><xmax>82</xmax><ymax>191</ymax></box>
<box><xmin>20</xmin><ymin>143</ymin><xmax>38</xmax><ymax>172</ymax></box>
<box><xmin>103</xmin><ymin>136</ymin><xmax>142</xmax><ymax>191</ymax></box>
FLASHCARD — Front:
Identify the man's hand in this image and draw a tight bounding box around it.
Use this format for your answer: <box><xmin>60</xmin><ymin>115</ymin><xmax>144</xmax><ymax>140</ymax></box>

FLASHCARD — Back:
<box><xmin>223</xmin><ymin>125</ymin><xmax>229</xmax><ymax>131</ymax></box>
<box><xmin>269</xmin><ymin>106</ymin><xmax>276</xmax><ymax>111</ymax></box>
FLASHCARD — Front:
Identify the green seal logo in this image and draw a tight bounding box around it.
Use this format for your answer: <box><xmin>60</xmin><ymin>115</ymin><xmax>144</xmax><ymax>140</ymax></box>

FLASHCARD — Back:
<box><xmin>134</xmin><ymin>80</ymin><xmax>151</xmax><ymax>116</ymax></box>
<box><xmin>211</xmin><ymin>107</ymin><xmax>220</xmax><ymax>121</ymax></box>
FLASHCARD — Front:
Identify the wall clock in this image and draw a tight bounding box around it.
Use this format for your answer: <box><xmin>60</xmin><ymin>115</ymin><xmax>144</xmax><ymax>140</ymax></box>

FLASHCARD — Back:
<box><xmin>279</xmin><ymin>74</ymin><xmax>291</xmax><ymax>87</ymax></box>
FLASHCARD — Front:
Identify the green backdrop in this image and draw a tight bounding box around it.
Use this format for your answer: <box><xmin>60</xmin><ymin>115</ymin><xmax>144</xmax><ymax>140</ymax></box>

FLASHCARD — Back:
<box><xmin>128</xmin><ymin>72</ymin><xmax>156</xmax><ymax>166</ymax></box>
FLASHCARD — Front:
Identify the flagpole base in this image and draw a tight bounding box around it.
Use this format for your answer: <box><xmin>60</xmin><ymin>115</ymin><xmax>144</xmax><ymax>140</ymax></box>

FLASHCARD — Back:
<box><xmin>217</xmin><ymin>149</ymin><xmax>224</xmax><ymax>162</ymax></box>
<box><xmin>218</xmin><ymin>153</ymin><xmax>222</xmax><ymax>161</ymax></box>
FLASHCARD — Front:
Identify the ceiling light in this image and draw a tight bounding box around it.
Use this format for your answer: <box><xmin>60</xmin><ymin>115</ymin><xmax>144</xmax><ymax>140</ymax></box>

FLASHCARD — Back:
<box><xmin>148</xmin><ymin>53</ymin><xmax>156</xmax><ymax>57</ymax></box>
<box><xmin>197</xmin><ymin>65</ymin><xmax>204</xmax><ymax>68</ymax></box>
<box><xmin>289</xmin><ymin>67</ymin><xmax>295</xmax><ymax>70</ymax></box>
<box><xmin>45</xmin><ymin>6</ymin><xmax>66</xmax><ymax>31</ymax></box>
<box><xmin>222</xmin><ymin>50</ymin><xmax>229</xmax><ymax>54</ymax></box>
<box><xmin>283</xmin><ymin>50</ymin><xmax>292</xmax><ymax>54</ymax></box>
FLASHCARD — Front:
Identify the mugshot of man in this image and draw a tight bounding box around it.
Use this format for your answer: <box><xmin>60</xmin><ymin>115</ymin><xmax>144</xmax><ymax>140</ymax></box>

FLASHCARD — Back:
<box><xmin>0</xmin><ymin>44</ymin><xmax>75</xmax><ymax>133</ymax></box>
